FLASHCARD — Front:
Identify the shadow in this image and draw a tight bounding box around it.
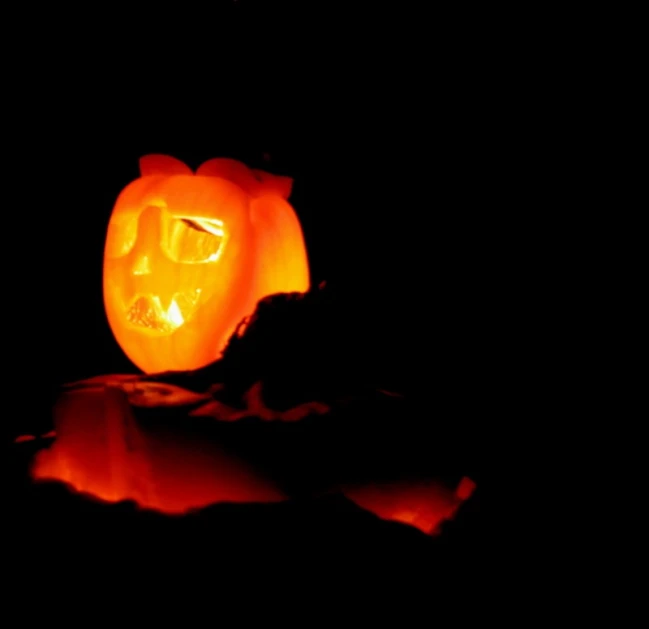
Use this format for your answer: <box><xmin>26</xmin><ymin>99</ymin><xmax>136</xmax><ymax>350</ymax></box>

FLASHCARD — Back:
<box><xmin>9</xmin><ymin>285</ymin><xmax>483</xmax><ymax>591</ymax></box>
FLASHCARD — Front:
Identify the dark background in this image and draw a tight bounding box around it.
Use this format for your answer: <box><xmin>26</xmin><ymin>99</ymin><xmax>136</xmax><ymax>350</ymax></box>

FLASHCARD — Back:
<box><xmin>0</xmin><ymin>5</ymin><xmax>537</xmax><ymax>603</ymax></box>
<box><xmin>10</xmin><ymin>133</ymin><xmax>507</xmax><ymax>428</ymax></box>
<box><xmin>4</xmin><ymin>1</ymin><xmax>524</xmax><ymax>449</ymax></box>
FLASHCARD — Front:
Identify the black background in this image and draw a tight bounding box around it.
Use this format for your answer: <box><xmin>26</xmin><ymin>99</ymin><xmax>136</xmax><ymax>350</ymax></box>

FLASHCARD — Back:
<box><xmin>4</xmin><ymin>1</ymin><xmax>525</xmax><ymax>452</ymax></box>
<box><xmin>0</xmin><ymin>4</ymin><xmax>544</xmax><ymax>605</ymax></box>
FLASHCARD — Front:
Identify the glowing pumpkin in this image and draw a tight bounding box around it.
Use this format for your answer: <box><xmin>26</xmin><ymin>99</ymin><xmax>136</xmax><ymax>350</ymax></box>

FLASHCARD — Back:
<box><xmin>103</xmin><ymin>155</ymin><xmax>310</xmax><ymax>373</ymax></box>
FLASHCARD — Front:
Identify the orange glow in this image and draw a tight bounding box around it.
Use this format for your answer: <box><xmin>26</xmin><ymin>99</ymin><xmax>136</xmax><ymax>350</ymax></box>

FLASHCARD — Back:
<box><xmin>31</xmin><ymin>386</ymin><xmax>284</xmax><ymax>513</ymax></box>
<box><xmin>29</xmin><ymin>376</ymin><xmax>477</xmax><ymax>534</ymax></box>
<box><xmin>103</xmin><ymin>154</ymin><xmax>310</xmax><ymax>374</ymax></box>
<box><xmin>15</xmin><ymin>434</ymin><xmax>36</xmax><ymax>443</ymax></box>
<box><xmin>190</xmin><ymin>381</ymin><xmax>330</xmax><ymax>422</ymax></box>
<box><xmin>342</xmin><ymin>477</ymin><xmax>477</xmax><ymax>535</ymax></box>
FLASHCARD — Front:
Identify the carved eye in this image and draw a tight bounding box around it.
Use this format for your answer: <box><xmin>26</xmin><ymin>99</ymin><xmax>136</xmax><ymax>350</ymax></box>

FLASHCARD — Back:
<box><xmin>161</xmin><ymin>214</ymin><xmax>226</xmax><ymax>263</ymax></box>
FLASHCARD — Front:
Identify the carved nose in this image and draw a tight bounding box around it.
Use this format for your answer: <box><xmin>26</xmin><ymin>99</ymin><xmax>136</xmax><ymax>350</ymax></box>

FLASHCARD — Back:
<box><xmin>131</xmin><ymin>206</ymin><xmax>163</xmax><ymax>275</ymax></box>
<box><xmin>132</xmin><ymin>254</ymin><xmax>152</xmax><ymax>275</ymax></box>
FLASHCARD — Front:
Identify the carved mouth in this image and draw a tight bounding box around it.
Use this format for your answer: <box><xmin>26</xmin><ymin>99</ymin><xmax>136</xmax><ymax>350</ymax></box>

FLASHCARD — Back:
<box><xmin>125</xmin><ymin>291</ymin><xmax>201</xmax><ymax>335</ymax></box>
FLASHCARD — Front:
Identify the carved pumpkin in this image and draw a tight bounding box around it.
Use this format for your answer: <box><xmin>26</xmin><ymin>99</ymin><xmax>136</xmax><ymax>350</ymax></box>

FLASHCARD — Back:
<box><xmin>103</xmin><ymin>155</ymin><xmax>310</xmax><ymax>373</ymax></box>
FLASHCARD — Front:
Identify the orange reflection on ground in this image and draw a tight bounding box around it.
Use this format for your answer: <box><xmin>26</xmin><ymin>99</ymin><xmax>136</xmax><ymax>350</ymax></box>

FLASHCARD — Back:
<box><xmin>190</xmin><ymin>381</ymin><xmax>330</xmax><ymax>422</ymax></box>
<box><xmin>15</xmin><ymin>435</ymin><xmax>36</xmax><ymax>443</ymax></box>
<box><xmin>342</xmin><ymin>476</ymin><xmax>476</xmax><ymax>535</ymax></box>
<box><xmin>29</xmin><ymin>376</ymin><xmax>477</xmax><ymax>535</ymax></box>
<box><xmin>31</xmin><ymin>385</ymin><xmax>284</xmax><ymax>513</ymax></box>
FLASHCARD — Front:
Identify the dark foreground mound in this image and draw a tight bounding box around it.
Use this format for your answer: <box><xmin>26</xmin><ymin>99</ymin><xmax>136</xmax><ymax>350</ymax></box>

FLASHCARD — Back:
<box><xmin>7</xmin><ymin>286</ymin><xmax>484</xmax><ymax>603</ymax></box>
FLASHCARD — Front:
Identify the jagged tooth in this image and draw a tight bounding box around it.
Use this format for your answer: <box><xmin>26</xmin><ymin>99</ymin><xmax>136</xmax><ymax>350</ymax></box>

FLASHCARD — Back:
<box><xmin>172</xmin><ymin>290</ymin><xmax>201</xmax><ymax>319</ymax></box>
<box><xmin>166</xmin><ymin>299</ymin><xmax>184</xmax><ymax>326</ymax></box>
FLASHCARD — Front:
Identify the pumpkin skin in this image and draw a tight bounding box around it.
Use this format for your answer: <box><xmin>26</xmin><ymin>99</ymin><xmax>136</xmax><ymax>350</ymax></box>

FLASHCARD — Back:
<box><xmin>103</xmin><ymin>155</ymin><xmax>310</xmax><ymax>374</ymax></box>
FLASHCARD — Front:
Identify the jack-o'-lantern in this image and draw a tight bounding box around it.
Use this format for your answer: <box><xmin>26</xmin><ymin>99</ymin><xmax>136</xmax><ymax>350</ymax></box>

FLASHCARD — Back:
<box><xmin>103</xmin><ymin>155</ymin><xmax>310</xmax><ymax>373</ymax></box>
